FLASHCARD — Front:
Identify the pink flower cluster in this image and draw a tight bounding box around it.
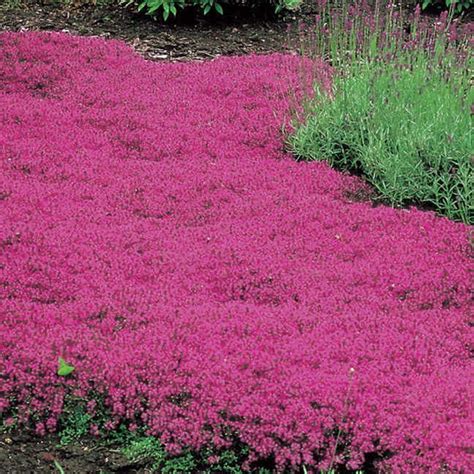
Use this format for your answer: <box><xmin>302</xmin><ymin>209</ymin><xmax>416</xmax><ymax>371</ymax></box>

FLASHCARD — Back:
<box><xmin>0</xmin><ymin>32</ymin><xmax>472</xmax><ymax>472</ymax></box>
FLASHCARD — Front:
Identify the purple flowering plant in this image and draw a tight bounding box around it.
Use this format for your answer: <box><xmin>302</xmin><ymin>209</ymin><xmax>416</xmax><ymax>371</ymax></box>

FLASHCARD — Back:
<box><xmin>287</xmin><ymin>1</ymin><xmax>473</xmax><ymax>224</ymax></box>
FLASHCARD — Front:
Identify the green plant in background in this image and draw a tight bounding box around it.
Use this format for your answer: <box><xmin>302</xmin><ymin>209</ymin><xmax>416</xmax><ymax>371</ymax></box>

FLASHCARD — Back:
<box><xmin>121</xmin><ymin>0</ymin><xmax>223</xmax><ymax>20</ymax></box>
<box><xmin>122</xmin><ymin>0</ymin><xmax>301</xmax><ymax>20</ymax></box>
<box><xmin>199</xmin><ymin>0</ymin><xmax>224</xmax><ymax>15</ymax></box>
<box><xmin>421</xmin><ymin>0</ymin><xmax>473</xmax><ymax>13</ymax></box>
<box><xmin>275</xmin><ymin>0</ymin><xmax>302</xmax><ymax>14</ymax></box>
<box><xmin>121</xmin><ymin>0</ymin><xmax>182</xmax><ymax>20</ymax></box>
<box><xmin>287</xmin><ymin>1</ymin><xmax>473</xmax><ymax>224</ymax></box>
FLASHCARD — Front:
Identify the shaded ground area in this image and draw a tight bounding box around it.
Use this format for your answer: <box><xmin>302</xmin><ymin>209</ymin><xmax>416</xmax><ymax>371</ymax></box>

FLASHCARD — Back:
<box><xmin>0</xmin><ymin>431</ymin><xmax>145</xmax><ymax>474</ymax></box>
<box><xmin>0</xmin><ymin>1</ymin><xmax>313</xmax><ymax>61</ymax></box>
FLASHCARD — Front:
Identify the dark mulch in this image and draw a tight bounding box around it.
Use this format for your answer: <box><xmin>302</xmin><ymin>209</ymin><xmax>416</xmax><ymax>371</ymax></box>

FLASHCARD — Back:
<box><xmin>0</xmin><ymin>1</ymin><xmax>319</xmax><ymax>61</ymax></box>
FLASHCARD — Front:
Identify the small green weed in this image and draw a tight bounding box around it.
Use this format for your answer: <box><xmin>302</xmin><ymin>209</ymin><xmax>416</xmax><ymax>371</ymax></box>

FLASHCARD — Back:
<box><xmin>122</xmin><ymin>434</ymin><xmax>167</xmax><ymax>471</ymax></box>
<box><xmin>58</xmin><ymin>400</ymin><xmax>91</xmax><ymax>445</ymax></box>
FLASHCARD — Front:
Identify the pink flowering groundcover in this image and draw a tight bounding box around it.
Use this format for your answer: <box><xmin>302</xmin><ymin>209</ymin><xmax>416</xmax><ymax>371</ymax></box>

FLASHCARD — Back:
<box><xmin>0</xmin><ymin>31</ymin><xmax>472</xmax><ymax>472</ymax></box>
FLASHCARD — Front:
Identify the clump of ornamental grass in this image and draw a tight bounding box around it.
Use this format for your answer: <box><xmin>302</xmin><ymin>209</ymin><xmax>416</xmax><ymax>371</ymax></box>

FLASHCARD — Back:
<box><xmin>287</xmin><ymin>0</ymin><xmax>473</xmax><ymax>224</ymax></box>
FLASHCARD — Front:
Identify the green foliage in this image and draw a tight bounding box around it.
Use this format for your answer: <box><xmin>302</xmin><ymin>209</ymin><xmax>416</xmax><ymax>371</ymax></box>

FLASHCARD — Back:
<box><xmin>57</xmin><ymin>357</ymin><xmax>75</xmax><ymax>377</ymax></box>
<box><xmin>122</xmin><ymin>0</ymin><xmax>298</xmax><ymax>21</ymax></box>
<box><xmin>57</xmin><ymin>391</ymin><xmax>111</xmax><ymax>445</ymax></box>
<box><xmin>122</xmin><ymin>434</ymin><xmax>168</xmax><ymax>471</ymax></box>
<box><xmin>120</xmin><ymin>0</ymin><xmax>224</xmax><ymax>20</ymax></box>
<box><xmin>420</xmin><ymin>0</ymin><xmax>473</xmax><ymax>13</ymax></box>
<box><xmin>55</xmin><ymin>394</ymin><xmax>247</xmax><ymax>472</ymax></box>
<box><xmin>205</xmin><ymin>449</ymin><xmax>242</xmax><ymax>473</ymax></box>
<box><xmin>121</xmin><ymin>433</ymin><xmax>254</xmax><ymax>473</ymax></box>
<box><xmin>53</xmin><ymin>391</ymin><xmax>367</xmax><ymax>471</ymax></box>
<box><xmin>290</xmin><ymin>59</ymin><xmax>473</xmax><ymax>223</ymax></box>
<box><xmin>2</xmin><ymin>0</ymin><xmax>23</xmax><ymax>8</ymax></box>
<box><xmin>58</xmin><ymin>399</ymin><xmax>91</xmax><ymax>445</ymax></box>
<box><xmin>53</xmin><ymin>460</ymin><xmax>66</xmax><ymax>474</ymax></box>
<box><xmin>275</xmin><ymin>0</ymin><xmax>302</xmax><ymax>14</ymax></box>
<box><xmin>287</xmin><ymin>2</ymin><xmax>473</xmax><ymax>224</ymax></box>
<box><xmin>121</xmin><ymin>432</ymin><xmax>247</xmax><ymax>473</ymax></box>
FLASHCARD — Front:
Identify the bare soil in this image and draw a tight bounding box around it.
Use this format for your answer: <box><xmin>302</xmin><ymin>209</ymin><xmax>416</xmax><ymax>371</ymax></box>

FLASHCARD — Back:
<box><xmin>0</xmin><ymin>429</ymin><xmax>150</xmax><ymax>473</ymax></box>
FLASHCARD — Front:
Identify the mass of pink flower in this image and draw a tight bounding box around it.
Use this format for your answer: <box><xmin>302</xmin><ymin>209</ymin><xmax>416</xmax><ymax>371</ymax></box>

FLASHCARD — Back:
<box><xmin>0</xmin><ymin>31</ymin><xmax>472</xmax><ymax>472</ymax></box>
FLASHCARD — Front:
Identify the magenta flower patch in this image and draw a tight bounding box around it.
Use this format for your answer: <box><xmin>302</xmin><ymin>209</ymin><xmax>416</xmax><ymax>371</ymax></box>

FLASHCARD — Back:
<box><xmin>0</xmin><ymin>32</ymin><xmax>472</xmax><ymax>472</ymax></box>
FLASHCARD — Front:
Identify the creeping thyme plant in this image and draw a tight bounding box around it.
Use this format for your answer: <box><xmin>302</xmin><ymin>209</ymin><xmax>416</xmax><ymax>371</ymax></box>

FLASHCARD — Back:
<box><xmin>0</xmin><ymin>2</ymin><xmax>472</xmax><ymax>472</ymax></box>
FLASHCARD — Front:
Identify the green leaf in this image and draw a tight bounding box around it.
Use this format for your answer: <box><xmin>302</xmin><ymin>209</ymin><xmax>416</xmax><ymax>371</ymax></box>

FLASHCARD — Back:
<box><xmin>203</xmin><ymin>4</ymin><xmax>211</xmax><ymax>14</ymax></box>
<box><xmin>53</xmin><ymin>460</ymin><xmax>65</xmax><ymax>474</ymax></box>
<box><xmin>57</xmin><ymin>357</ymin><xmax>75</xmax><ymax>377</ymax></box>
<box><xmin>215</xmin><ymin>2</ymin><xmax>223</xmax><ymax>14</ymax></box>
<box><xmin>148</xmin><ymin>2</ymin><xmax>162</xmax><ymax>14</ymax></box>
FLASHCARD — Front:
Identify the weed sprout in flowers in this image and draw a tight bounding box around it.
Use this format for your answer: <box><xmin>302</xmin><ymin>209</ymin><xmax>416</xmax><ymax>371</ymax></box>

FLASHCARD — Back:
<box><xmin>0</xmin><ymin>7</ymin><xmax>473</xmax><ymax>472</ymax></box>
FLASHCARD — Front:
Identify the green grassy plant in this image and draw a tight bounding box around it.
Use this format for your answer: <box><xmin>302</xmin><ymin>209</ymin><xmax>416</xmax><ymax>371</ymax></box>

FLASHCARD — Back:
<box><xmin>287</xmin><ymin>1</ymin><xmax>473</xmax><ymax>224</ymax></box>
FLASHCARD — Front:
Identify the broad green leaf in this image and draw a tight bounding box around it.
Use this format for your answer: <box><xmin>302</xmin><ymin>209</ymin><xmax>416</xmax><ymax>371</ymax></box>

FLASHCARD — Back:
<box><xmin>148</xmin><ymin>4</ymin><xmax>161</xmax><ymax>14</ymax></box>
<box><xmin>215</xmin><ymin>2</ymin><xmax>223</xmax><ymax>14</ymax></box>
<box><xmin>57</xmin><ymin>357</ymin><xmax>75</xmax><ymax>377</ymax></box>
